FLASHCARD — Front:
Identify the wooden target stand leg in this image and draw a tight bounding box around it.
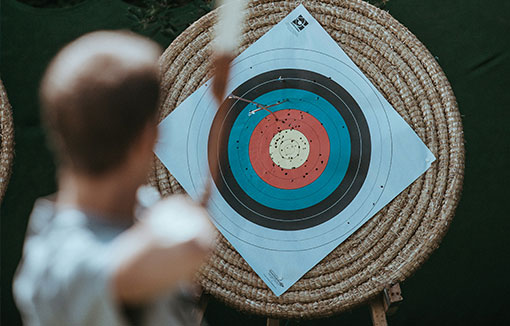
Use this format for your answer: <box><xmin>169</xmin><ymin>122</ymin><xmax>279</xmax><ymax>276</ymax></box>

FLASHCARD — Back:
<box><xmin>196</xmin><ymin>284</ymin><xmax>403</xmax><ymax>326</ymax></box>
<box><xmin>194</xmin><ymin>289</ymin><xmax>210</xmax><ymax>325</ymax></box>
<box><xmin>369</xmin><ymin>283</ymin><xmax>404</xmax><ymax>326</ymax></box>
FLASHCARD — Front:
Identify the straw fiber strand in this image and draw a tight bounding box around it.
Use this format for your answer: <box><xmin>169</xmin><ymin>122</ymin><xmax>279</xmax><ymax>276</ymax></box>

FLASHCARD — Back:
<box><xmin>154</xmin><ymin>0</ymin><xmax>464</xmax><ymax>318</ymax></box>
<box><xmin>0</xmin><ymin>79</ymin><xmax>14</xmax><ymax>204</ymax></box>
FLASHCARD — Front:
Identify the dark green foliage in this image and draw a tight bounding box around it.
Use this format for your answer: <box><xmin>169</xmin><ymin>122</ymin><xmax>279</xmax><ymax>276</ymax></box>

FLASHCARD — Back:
<box><xmin>16</xmin><ymin>0</ymin><xmax>85</xmax><ymax>8</ymax></box>
<box><xmin>127</xmin><ymin>0</ymin><xmax>213</xmax><ymax>38</ymax></box>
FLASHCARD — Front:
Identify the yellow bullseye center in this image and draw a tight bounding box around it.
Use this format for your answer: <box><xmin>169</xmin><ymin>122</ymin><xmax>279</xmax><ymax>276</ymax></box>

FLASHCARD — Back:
<box><xmin>269</xmin><ymin>129</ymin><xmax>310</xmax><ymax>169</ymax></box>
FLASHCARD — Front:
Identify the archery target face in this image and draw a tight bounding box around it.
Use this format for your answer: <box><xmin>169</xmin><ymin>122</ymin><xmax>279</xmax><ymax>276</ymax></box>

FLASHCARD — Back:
<box><xmin>209</xmin><ymin>69</ymin><xmax>371</xmax><ymax>230</ymax></box>
<box><xmin>183</xmin><ymin>48</ymin><xmax>394</xmax><ymax>252</ymax></box>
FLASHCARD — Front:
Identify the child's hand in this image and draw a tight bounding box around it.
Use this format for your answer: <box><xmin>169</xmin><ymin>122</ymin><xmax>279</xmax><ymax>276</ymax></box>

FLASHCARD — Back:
<box><xmin>111</xmin><ymin>195</ymin><xmax>216</xmax><ymax>304</ymax></box>
<box><xmin>144</xmin><ymin>194</ymin><xmax>216</xmax><ymax>251</ymax></box>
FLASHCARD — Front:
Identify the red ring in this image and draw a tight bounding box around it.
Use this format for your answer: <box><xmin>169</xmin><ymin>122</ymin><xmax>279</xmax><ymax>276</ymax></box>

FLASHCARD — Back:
<box><xmin>249</xmin><ymin>109</ymin><xmax>330</xmax><ymax>190</ymax></box>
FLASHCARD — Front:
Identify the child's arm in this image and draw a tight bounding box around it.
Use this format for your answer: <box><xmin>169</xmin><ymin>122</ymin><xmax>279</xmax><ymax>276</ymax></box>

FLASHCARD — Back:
<box><xmin>110</xmin><ymin>195</ymin><xmax>215</xmax><ymax>304</ymax></box>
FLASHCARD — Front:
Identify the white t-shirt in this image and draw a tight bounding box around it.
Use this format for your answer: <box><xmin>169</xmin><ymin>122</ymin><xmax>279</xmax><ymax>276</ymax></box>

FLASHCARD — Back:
<box><xmin>14</xmin><ymin>196</ymin><xmax>201</xmax><ymax>326</ymax></box>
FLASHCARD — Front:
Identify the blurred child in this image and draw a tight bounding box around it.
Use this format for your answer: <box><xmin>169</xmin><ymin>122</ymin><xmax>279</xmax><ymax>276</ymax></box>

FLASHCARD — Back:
<box><xmin>13</xmin><ymin>30</ymin><xmax>215</xmax><ymax>326</ymax></box>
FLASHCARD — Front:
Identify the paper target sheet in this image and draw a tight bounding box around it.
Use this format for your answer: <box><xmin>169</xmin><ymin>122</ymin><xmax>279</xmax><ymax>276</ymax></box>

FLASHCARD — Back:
<box><xmin>155</xmin><ymin>5</ymin><xmax>436</xmax><ymax>296</ymax></box>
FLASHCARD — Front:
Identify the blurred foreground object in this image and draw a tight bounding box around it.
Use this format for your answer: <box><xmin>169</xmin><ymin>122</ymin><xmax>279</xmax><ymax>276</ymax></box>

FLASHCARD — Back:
<box><xmin>203</xmin><ymin>0</ymin><xmax>247</xmax><ymax>205</ymax></box>
<box><xmin>211</xmin><ymin>0</ymin><xmax>246</xmax><ymax>104</ymax></box>
<box><xmin>14</xmin><ymin>30</ymin><xmax>214</xmax><ymax>326</ymax></box>
<box><xmin>146</xmin><ymin>194</ymin><xmax>216</xmax><ymax>249</ymax></box>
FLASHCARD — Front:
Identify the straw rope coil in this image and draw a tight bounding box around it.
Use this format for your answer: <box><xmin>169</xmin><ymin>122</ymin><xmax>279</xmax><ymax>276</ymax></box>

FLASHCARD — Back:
<box><xmin>0</xmin><ymin>79</ymin><xmax>14</xmax><ymax>204</ymax></box>
<box><xmin>151</xmin><ymin>0</ymin><xmax>465</xmax><ymax>318</ymax></box>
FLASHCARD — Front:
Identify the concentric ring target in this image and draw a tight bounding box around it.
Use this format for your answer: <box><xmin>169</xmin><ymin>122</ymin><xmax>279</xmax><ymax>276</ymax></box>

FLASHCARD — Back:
<box><xmin>208</xmin><ymin>69</ymin><xmax>371</xmax><ymax>230</ymax></box>
<box><xmin>154</xmin><ymin>2</ymin><xmax>463</xmax><ymax>316</ymax></box>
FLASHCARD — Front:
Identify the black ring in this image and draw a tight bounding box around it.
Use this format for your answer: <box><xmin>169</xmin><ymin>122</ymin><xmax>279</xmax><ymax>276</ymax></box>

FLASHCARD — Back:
<box><xmin>209</xmin><ymin>69</ymin><xmax>371</xmax><ymax>230</ymax></box>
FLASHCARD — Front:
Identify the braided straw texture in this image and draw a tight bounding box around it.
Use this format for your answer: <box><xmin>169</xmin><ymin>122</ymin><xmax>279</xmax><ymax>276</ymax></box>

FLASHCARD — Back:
<box><xmin>0</xmin><ymin>79</ymin><xmax>14</xmax><ymax>204</ymax></box>
<box><xmin>151</xmin><ymin>0</ymin><xmax>465</xmax><ymax>318</ymax></box>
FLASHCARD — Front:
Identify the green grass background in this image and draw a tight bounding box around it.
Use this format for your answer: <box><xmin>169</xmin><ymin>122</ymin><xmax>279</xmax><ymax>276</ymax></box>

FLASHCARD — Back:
<box><xmin>1</xmin><ymin>0</ymin><xmax>509</xmax><ymax>324</ymax></box>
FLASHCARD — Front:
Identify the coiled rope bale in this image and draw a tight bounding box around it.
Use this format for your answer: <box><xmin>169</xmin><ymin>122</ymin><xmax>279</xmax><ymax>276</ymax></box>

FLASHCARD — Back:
<box><xmin>151</xmin><ymin>0</ymin><xmax>464</xmax><ymax>318</ymax></box>
<box><xmin>0</xmin><ymin>79</ymin><xmax>14</xmax><ymax>204</ymax></box>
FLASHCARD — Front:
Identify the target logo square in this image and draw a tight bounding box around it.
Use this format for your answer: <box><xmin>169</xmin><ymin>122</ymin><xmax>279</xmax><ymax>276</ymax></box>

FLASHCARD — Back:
<box><xmin>291</xmin><ymin>15</ymin><xmax>309</xmax><ymax>31</ymax></box>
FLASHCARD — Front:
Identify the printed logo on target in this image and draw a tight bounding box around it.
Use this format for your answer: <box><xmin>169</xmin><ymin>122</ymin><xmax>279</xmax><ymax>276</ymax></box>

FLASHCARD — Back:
<box><xmin>267</xmin><ymin>269</ymin><xmax>284</xmax><ymax>287</ymax></box>
<box><xmin>291</xmin><ymin>15</ymin><xmax>309</xmax><ymax>32</ymax></box>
